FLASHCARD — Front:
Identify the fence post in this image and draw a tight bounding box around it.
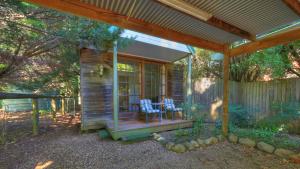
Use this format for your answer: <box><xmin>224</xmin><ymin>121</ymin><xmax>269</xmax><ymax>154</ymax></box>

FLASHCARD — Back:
<box><xmin>51</xmin><ymin>98</ymin><xmax>57</xmax><ymax>121</ymax></box>
<box><xmin>61</xmin><ymin>98</ymin><xmax>65</xmax><ymax>115</ymax></box>
<box><xmin>222</xmin><ymin>47</ymin><xmax>230</xmax><ymax>137</ymax></box>
<box><xmin>32</xmin><ymin>98</ymin><xmax>39</xmax><ymax>135</ymax></box>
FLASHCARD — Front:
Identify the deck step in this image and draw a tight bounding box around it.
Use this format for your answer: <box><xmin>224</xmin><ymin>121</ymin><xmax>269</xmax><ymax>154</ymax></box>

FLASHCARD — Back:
<box><xmin>98</xmin><ymin>129</ymin><xmax>111</xmax><ymax>139</ymax></box>
<box><xmin>121</xmin><ymin>133</ymin><xmax>151</xmax><ymax>141</ymax></box>
<box><xmin>108</xmin><ymin>120</ymin><xmax>193</xmax><ymax>140</ymax></box>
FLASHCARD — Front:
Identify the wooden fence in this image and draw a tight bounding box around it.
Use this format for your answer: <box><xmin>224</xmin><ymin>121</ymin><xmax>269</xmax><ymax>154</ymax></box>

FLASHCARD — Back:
<box><xmin>0</xmin><ymin>92</ymin><xmax>71</xmax><ymax>135</ymax></box>
<box><xmin>193</xmin><ymin>78</ymin><xmax>300</xmax><ymax>121</ymax></box>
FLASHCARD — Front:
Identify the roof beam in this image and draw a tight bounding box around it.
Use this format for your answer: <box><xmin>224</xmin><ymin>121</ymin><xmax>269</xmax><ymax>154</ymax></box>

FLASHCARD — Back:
<box><xmin>24</xmin><ymin>0</ymin><xmax>225</xmax><ymax>52</ymax></box>
<box><xmin>207</xmin><ymin>17</ymin><xmax>256</xmax><ymax>41</ymax></box>
<box><xmin>230</xmin><ymin>27</ymin><xmax>300</xmax><ymax>56</ymax></box>
<box><xmin>283</xmin><ymin>0</ymin><xmax>300</xmax><ymax>16</ymax></box>
<box><xmin>156</xmin><ymin>0</ymin><xmax>255</xmax><ymax>41</ymax></box>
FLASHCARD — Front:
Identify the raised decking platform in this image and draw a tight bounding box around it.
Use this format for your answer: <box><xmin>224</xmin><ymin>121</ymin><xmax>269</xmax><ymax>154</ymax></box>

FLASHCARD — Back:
<box><xmin>106</xmin><ymin>119</ymin><xmax>193</xmax><ymax>140</ymax></box>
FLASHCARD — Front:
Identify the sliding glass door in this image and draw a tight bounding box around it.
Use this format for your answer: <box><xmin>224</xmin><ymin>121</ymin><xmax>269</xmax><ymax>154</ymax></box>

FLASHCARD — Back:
<box><xmin>144</xmin><ymin>63</ymin><xmax>165</xmax><ymax>103</ymax></box>
<box><xmin>117</xmin><ymin>60</ymin><xmax>166</xmax><ymax>113</ymax></box>
<box><xmin>118</xmin><ymin>61</ymin><xmax>140</xmax><ymax>113</ymax></box>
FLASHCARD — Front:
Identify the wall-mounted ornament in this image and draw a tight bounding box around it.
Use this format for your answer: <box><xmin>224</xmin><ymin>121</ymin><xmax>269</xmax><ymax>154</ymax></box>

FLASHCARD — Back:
<box><xmin>90</xmin><ymin>64</ymin><xmax>104</xmax><ymax>77</ymax></box>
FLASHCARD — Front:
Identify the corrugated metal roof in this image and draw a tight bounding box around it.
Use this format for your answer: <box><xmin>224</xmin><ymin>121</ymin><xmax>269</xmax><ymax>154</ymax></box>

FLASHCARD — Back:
<box><xmin>80</xmin><ymin>0</ymin><xmax>300</xmax><ymax>44</ymax></box>
<box><xmin>119</xmin><ymin>40</ymin><xmax>189</xmax><ymax>62</ymax></box>
<box><xmin>81</xmin><ymin>0</ymin><xmax>242</xmax><ymax>44</ymax></box>
<box><xmin>185</xmin><ymin>0</ymin><xmax>299</xmax><ymax>35</ymax></box>
<box><xmin>121</xmin><ymin>30</ymin><xmax>190</xmax><ymax>53</ymax></box>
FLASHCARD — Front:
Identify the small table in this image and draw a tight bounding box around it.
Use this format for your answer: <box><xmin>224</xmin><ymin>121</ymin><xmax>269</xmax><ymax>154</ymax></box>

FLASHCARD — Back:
<box><xmin>131</xmin><ymin>103</ymin><xmax>140</xmax><ymax>112</ymax></box>
<box><xmin>152</xmin><ymin>103</ymin><xmax>166</xmax><ymax>121</ymax></box>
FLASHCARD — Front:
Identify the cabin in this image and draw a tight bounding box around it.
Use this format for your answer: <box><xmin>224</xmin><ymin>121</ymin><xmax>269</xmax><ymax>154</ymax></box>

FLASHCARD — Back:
<box><xmin>80</xmin><ymin>32</ymin><xmax>194</xmax><ymax>140</ymax></box>
<box><xmin>27</xmin><ymin>0</ymin><xmax>300</xmax><ymax>140</ymax></box>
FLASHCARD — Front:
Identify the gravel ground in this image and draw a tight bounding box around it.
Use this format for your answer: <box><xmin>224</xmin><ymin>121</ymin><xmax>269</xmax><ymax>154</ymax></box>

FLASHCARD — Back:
<box><xmin>0</xmin><ymin>113</ymin><xmax>300</xmax><ymax>169</ymax></box>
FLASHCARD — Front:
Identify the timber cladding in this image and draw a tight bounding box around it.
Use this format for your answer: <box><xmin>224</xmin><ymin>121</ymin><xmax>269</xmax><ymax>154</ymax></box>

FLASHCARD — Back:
<box><xmin>80</xmin><ymin>48</ymin><xmax>113</xmax><ymax>130</ymax></box>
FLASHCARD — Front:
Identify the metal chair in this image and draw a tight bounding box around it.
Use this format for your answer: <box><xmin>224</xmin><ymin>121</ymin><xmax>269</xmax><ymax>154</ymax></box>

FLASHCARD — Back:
<box><xmin>140</xmin><ymin>99</ymin><xmax>161</xmax><ymax>123</ymax></box>
<box><xmin>164</xmin><ymin>98</ymin><xmax>183</xmax><ymax>120</ymax></box>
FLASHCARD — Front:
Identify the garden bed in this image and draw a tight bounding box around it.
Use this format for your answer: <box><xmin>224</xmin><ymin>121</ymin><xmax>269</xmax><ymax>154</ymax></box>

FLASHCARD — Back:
<box><xmin>231</xmin><ymin>127</ymin><xmax>300</xmax><ymax>153</ymax></box>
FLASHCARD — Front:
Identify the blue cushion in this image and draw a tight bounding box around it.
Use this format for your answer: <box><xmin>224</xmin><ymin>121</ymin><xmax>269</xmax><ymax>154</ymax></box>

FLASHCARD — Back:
<box><xmin>164</xmin><ymin>98</ymin><xmax>181</xmax><ymax>112</ymax></box>
<box><xmin>140</xmin><ymin>99</ymin><xmax>160</xmax><ymax>113</ymax></box>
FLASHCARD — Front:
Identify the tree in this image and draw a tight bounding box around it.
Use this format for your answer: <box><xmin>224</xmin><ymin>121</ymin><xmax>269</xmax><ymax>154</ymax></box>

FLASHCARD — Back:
<box><xmin>191</xmin><ymin>41</ymin><xmax>300</xmax><ymax>82</ymax></box>
<box><xmin>191</xmin><ymin>48</ymin><xmax>223</xmax><ymax>80</ymax></box>
<box><xmin>230</xmin><ymin>41</ymin><xmax>300</xmax><ymax>82</ymax></box>
<box><xmin>0</xmin><ymin>0</ymin><xmax>130</xmax><ymax>98</ymax></box>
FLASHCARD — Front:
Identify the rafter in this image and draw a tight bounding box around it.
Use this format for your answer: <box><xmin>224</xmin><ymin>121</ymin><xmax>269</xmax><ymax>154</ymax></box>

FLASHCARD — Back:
<box><xmin>283</xmin><ymin>0</ymin><xmax>300</xmax><ymax>16</ymax></box>
<box><xmin>230</xmin><ymin>27</ymin><xmax>300</xmax><ymax>56</ymax></box>
<box><xmin>25</xmin><ymin>0</ymin><xmax>225</xmax><ymax>52</ymax></box>
<box><xmin>156</xmin><ymin>0</ymin><xmax>255</xmax><ymax>41</ymax></box>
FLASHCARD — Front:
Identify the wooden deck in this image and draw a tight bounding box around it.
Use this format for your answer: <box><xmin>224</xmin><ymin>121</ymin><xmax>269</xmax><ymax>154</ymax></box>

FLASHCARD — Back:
<box><xmin>106</xmin><ymin>118</ymin><xmax>193</xmax><ymax>140</ymax></box>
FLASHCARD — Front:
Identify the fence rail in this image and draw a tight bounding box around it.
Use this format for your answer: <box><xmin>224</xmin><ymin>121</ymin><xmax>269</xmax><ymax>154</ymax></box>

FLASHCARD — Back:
<box><xmin>193</xmin><ymin>78</ymin><xmax>300</xmax><ymax>121</ymax></box>
<box><xmin>0</xmin><ymin>93</ymin><xmax>74</xmax><ymax>137</ymax></box>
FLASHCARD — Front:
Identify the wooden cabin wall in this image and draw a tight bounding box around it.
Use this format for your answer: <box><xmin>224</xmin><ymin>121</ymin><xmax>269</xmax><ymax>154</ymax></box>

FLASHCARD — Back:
<box><xmin>167</xmin><ymin>64</ymin><xmax>185</xmax><ymax>105</ymax></box>
<box><xmin>80</xmin><ymin>48</ymin><xmax>113</xmax><ymax>130</ymax></box>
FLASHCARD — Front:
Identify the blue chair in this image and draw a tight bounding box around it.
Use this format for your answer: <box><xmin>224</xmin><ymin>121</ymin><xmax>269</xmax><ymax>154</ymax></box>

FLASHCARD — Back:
<box><xmin>140</xmin><ymin>99</ymin><xmax>161</xmax><ymax>123</ymax></box>
<box><xmin>164</xmin><ymin>98</ymin><xmax>183</xmax><ymax>120</ymax></box>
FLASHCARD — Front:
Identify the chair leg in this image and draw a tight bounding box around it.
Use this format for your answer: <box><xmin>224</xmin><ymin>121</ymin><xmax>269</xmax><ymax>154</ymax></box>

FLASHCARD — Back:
<box><xmin>159</xmin><ymin>112</ymin><xmax>162</xmax><ymax>122</ymax></box>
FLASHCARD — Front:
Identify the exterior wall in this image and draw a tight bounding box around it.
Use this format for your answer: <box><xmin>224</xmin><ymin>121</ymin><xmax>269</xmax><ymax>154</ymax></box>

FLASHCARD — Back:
<box><xmin>80</xmin><ymin>48</ymin><xmax>113</xmax><ymax>130</ymax></box>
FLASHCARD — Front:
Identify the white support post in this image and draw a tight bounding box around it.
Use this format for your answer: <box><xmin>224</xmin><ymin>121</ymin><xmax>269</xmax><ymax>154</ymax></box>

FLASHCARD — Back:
<box><xmin>113</xmin><ymin>41</ymin><xmax>119</xmax><ymax>129</ymax></box>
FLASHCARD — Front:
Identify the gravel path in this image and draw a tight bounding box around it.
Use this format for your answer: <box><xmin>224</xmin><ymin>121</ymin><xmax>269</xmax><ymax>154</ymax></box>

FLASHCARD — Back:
<box><xmin>1</xmin><ymin>132</ymin><xmax>300</xmax><ymax>169</ymax></box>
<box><xmin>0</xmin><ymin>113</ymin><xmax>299</xmax><ymax>169</ymax></box>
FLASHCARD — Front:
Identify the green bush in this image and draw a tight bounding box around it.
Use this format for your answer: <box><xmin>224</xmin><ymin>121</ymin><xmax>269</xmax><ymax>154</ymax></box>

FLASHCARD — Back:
<box><xmin>231</xmin><ymin>127</ymin><xmax>300</xmax><ymax>150</ymax></box>
<box><xmin>285</xmin><ymin>119</ymin><xmax>300</xmax><ymax>135</ymax></box>
<box><xmin>39</xmin><ymin>109</ymin><xmax>51</xmax><ymax>115</ymax></box>
<box><xmin>215</xmin><ymin>104</ymin><xmax>254</xmax><ymax>129</ymax></box>
<box><xmin>254</xmin><ymin>102</ymin><xmax>300</xmax><ymax>132</ymax></box>
<box><xmin>180</xmin><ymin>103</ymin><xmax>205</xmax><ymax>120</ymax></box>
<box><xmin>271</xmin><ymin>102</ymin><xmax>300</xmax><ymax>114</ymax></box>
<box><xmin>229</xmin><ymin>104</ymin><xmax>254</xmax><ymax>128</ymax></box>
<box><xmin>254</xmin><ymin>112</ymin><xmax>298</xmax><ymax>132</ymax></box>
<box><xmin>174</xmin><ymin>116</ymin><xmax>205</xmax><ymax>142</ymax></box>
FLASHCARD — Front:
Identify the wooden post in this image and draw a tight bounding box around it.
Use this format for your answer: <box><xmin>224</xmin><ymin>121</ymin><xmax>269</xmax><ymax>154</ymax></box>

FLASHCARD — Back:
<box><xmin>113</xmin><ymin>41</ymin><xmax>119</xmax><ymax>129</ymax></box>
<box><xmin>61</xmin><ymin>98</ymin><xmax>65</xmax><ymax>115</ymax></box>
<box><xmin>222</xmin><ymin>47</ymin><xmax>230</xmax><ymax>136</ymax></box>
<box><xmin>187</xmin><ymin>55</ymin><xmax>193</xmax><ymax>106</ymax></box>
<box><xmin>186</xmin><ymin>55</ymin><xmax>192</xmax><ymax>118</ymax></box>
<box><xmin>51</xmin><ymin>98</ymin><xmax>57</xmax><ymax>121</ymax></box>
<box><xmin>186</xmin><ymin>46</ymin><xmax>195</xmax><ymax>119</ymax></box>
<box><xmin>32</xmin><ymin>98</ymin><xmax>39</xmax><ymax>135</ymax></box>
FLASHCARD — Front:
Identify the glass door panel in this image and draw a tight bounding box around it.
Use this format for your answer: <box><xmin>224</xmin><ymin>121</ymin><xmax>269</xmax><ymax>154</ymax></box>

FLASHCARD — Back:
<box><xmin>144</xmin><ymin>63</ymin><xmax>162</xmax><ymax>103</ymax></box>
<box><xmin>118</xmin><ymin>61</ymin><xmax>140</xmax><ymax>113</ymax></box>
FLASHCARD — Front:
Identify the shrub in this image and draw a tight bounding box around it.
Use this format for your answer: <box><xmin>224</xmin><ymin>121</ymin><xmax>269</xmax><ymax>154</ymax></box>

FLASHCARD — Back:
<box><xmin>231</xmin><ymin>127</ymin><xmax>300</xmax><ymax>150</ymax></box>
<box><xmin>191</xmin><ymin>117</ymin><xmax>204</xmax><ymax>136</ymax></box>
<box><xmin>254</xmin><ymin>112</ymin><xmax>297</xmax><ymax>132</ymax></box>
<box><xmin>286</xmin><ymin>119</ymin><xmax>300</xmax><ymax>135</ymax></box>
<box><xmin>271</xmin><ymin>102</ymin><xmax>300</xmax><ymax>114</ymax></box>
<box><xmin>174</xmin><ymin>116</ymin><xmax>205</xmax><ymax>142</ymax></box>
<box><xmin>254</xmin><ymin>102</ymin><xmax>300</xmax><ymax>133</ymax></box>
<box><xmin>229</xmin><ymin>104</ymin><xmax>254</xmax><ymax>128</ymax></box>
<box><xmin>180</xmin><ymin>103</ymin><xmax>205</xmax><ymax>120</ymax></box>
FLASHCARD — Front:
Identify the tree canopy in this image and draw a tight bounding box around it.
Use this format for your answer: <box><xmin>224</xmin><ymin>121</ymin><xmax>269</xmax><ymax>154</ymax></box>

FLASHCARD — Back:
<box><xmin>192</xmin><ymin>41</ymin><xmax>300</xmax><ymax>82</ymax></box>
<box><xmin>0</xmin><ymin>0</ymin><xmax>130</xmax><ymax>96</ymax></box>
